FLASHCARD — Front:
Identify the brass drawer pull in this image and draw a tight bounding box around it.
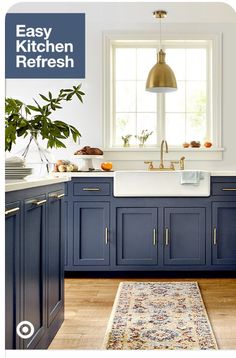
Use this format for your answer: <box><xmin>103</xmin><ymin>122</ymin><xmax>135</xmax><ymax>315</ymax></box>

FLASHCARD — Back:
<box><xmin>5</xmin><ymin>207</ymin><xmax>20</xmax><ymax>216</ymax></box>
<box><xmin>222</xmin><ymin>188</ymin><xmax>236</xmax><ymax>191</ymax></box>
<box><xmin>34</xmin><ymin>199</ymin><xmax>47</xmax><ymax>206</ymax></box>
<box><xmin>165</xmin><ymin>228</ymin><xmax>169</xmax><ymax>246</ymax></box>
<box><xmin>153</xmin><ymin>228</ymin><xmax>157</xmax><ymax>246</ymax></box>
<box><xmin>213</xmin><ymin>227</ymin><xmax>217</xmax><ymax>245</ymax></box>
<box><xmin>51</xmin><ymin>193</ymin><xmax>65</xmax><ymax>199</ymax></box>
<box><xmin>105</xmin><ymin>227</ymin><xmax>109</xmax><ymax>245</ymax></box>
<box><xmin>83</xmin><ymin>188</ymin><xmax>100</xmax><ymax>191</ymax></box>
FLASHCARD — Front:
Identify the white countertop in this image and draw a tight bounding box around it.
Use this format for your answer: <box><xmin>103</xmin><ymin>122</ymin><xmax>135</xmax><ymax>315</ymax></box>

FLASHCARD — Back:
<box><xmin>5</xmin><ymin>170</ymin><xmax>236</xmax><ymax>192</ymax></box>
<box><xmin>53</xmin><ymin>170</ymin><xmax>236</xmax><ymax>178</ymax></box>
<box><xmin>5</xmin><ymin>176</ymin><xmax>70</xmax><ymax>192</ymax></box>
<box><xmin>210</xmin><ymin>171</ymin><xmax>236</xmax><ymax>176</ymax></box>
<box><xmin>53</xmin><ymin>171</ymin><xmax>114</xmax><ymax>178</ymax></box>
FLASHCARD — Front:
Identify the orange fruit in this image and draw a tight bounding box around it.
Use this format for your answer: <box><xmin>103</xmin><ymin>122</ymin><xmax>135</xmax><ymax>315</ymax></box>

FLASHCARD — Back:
<box><xmin>101</xmin><ymin>162</ymin><xmax>113</xmax><ymax>171</ymax></box>
<box><xmin>204</xmin><ymin>141</ymin><xmax>212</xmax><ymax>148</ymax></box>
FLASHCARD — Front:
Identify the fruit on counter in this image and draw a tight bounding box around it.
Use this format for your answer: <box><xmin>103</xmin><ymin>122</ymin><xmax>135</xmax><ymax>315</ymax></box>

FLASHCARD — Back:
<box><xmin>56</xmin><ymin>160</ymin><xmax>64</xmax><ymax>166</ymax></box>
<box><xmin>66</xmin><ymin>164</ymin><xmax>75</xmax><ymax>172</ymax></box>
<box><xmin>101</xmin><ymin>162</ymin><xmax>113</xmax><ymax>171</ymax></box>
<box><xmin>190</xmin><ymin>141</ymin><xmax>201</xmax><ymax>148</ymax></box>
<box><xmin>182</xmin><ymin>142</ymin><xmax>190</xmax><ymax>148</ymax></box>
<box><xmin>58</xmin><ymin>164</ymin><xmax>67</xmax><ymax>172</ymax></box>
<box><xmin>74</xmin><ymin>146</ymin><xmax>103</xmax><ymax>155</ymax></box>
<box><xmin>54</xmin><ymin>160</ymin><xmax>78</xmax><ymax>172</ymax></box>
<box><xmin>204</xmin><ymin>141</ymin><xmax>213</xmax><ymax>148</ymax></box>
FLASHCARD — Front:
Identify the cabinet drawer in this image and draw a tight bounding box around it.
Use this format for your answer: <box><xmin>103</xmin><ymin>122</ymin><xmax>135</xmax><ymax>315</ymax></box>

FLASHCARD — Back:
<box><xmin>73</xmin><ymin>182</ymin><xmax>110</xmax><ymax>196</ymax></box>
<box><xmin>212</xmin><ymin>182</ymin><xmax>236</xmax><ymax>196</ymax></box>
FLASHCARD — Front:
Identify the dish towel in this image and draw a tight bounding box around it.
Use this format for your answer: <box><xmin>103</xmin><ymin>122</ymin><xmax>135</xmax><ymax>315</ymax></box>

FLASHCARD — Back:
<box><xmin>180</xmin><ymin>171</ymin><xmax>203</xmax><ymax>185</ymax></box>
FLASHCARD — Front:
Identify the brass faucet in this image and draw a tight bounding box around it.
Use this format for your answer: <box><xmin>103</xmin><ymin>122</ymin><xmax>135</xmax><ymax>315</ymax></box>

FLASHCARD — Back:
<box><xmin>179</xmin><ymin>156</ymin><xmax>185</xmax><ymax>170</ymax></box>
<box><xmin>144</xmin><ymin>139</ymin><xmax>173</xmax><ymax>171</ymax></box>
<box><xmin>160</xmin><ymin>139</ymin><xmax>168</xmax><ymax>169</ymax></box>
<box><xmin>144</xmin><ymin>140</ymin><xmax>186</xmax><ymax>171</ymax></box>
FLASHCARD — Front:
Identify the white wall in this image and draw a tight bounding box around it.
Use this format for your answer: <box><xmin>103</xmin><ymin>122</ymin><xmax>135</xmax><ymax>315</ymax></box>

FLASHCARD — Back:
<box><xmin>6</xmin><ymin>2</ymin><xmax>236</xmax><ymax>171</ymax></box>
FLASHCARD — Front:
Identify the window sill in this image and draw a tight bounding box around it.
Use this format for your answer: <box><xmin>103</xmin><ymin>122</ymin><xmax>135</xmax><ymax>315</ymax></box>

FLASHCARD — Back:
<box><xmin>103</xmin><ymin>147</ymin><xmax>224</xmax><ymax>161</ymax></box>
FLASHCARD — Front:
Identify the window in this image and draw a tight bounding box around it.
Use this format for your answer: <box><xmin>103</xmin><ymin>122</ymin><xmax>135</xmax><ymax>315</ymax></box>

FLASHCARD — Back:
<box><xmin>104</xmin><ymin>34</ymin><xmax>222</xmax><ymax>151</ymax></box>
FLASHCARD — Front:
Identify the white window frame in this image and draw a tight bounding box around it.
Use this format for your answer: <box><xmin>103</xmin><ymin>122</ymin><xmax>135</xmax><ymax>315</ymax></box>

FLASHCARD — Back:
<box><xmin>103</xmin><ymin>32</ymin><xmax>223</xmax><ymax>161</ymax></box>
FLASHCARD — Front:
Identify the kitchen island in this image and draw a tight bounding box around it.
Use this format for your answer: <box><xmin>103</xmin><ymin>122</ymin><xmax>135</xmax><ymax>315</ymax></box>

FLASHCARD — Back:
<box><xmin>5</xmin><ymin>177</ymin><xmax>69</xmax><ymax>349</ymax></box>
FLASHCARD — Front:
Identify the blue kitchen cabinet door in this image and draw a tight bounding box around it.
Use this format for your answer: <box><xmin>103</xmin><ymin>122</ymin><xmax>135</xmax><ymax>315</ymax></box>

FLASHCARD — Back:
<box><xmin>5</xmin><ymin>202</ymin><xmax>21</xmax><ymax>349</ymax></box>
<box><xmin>73</xmin><ymin>202</ymin><xmax>110</xmax><ymax>265</ymax></box>
<box><xmin>47</xmin><ymin>191</ymin><xmax>64</xmax><ymax>327</ymax></box>
<box><xmin>164</xmin><ymin>208</ymin><xmax>206</xmax><ymax>265</ymax></box>
<box><xmin>64</xmin><ymin>198</ymin><xmax>70</xmax><ymax>269</ymax></box>
<box><xmin>212</xmin><ymin>202</ymin><xmax>236</xmax><ymax>265</ymax></box>
<box><xmin>117</xmin><ymin>208</ymin><xmax>158</xmax><ymax>265</ymax></box>
<box><xmin>23</xmin><ymin>195</ymin><xmax>47</xmax><ymax>349</ymax></box>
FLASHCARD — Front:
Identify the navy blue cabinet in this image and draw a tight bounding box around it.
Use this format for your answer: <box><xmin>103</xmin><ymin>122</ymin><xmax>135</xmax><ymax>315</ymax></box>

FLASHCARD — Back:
<box><xmin>117</xmin><ymin>208</ymin><xmax>158</xmax><ymax>265</ymax></box>
<box><xmin>64</xmin><ymin>177</ymin><xmax>236</xmax><ymax>272</ymax></box>
<box><xmin>164</xmin><ymin>208</ymin><xmax>206</xmax><ymax>265</ymax></box>
<box><xmin>23</xmin><ymin>195</ymin><xmax>47</xmax><ymax>349</ymax></box>
<box><xmin>47</xmin><ymin>190</ymin><xmax>65</xmax><ymax>328</ymax></box>
<box><xmin>5</xmin><ymin>202</ymin><xmax>21</xmax><ymax>349</ymax></box>
<box><xmin>73</xmin><ymin>201</ymin><xmax>110</xmax><ymax>266</ymax></box>
<box><xmin>64</xmin><ymin>184</ymin><xmax>70</xmax><ymax>269</ymax></box>
<box><xmin>64</xmin><ymin>178</ymin><xmax>113</xmax><ymax>270</ymax></box>
<box><xmin>212</xmin><ymin>202</ymin><xmax>236</xmax><ymax>265</ymax></box>
<box><xmin>5</xmin><ymin>183</ymin><xmax>65</xmax><ymax>349</ymax></box>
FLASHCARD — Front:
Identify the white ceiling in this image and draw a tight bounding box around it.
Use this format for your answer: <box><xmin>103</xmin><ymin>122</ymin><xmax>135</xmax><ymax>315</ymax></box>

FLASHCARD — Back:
<box><xmin>9</xmin><ymin>2</ymin><xmax>236</xmax><ymax>23</ymax></box>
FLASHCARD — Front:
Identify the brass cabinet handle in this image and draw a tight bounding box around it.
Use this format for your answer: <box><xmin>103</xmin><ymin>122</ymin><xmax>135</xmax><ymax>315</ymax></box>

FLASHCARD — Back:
<box><xmin>165</xmin><ymin>228</ymin><xmax>169</xmax><ymax>246</ymax></box>
<box><xmin>5</xmin><ymin>207</ymin><xmax>20</xmax><ymax>216</ymax></box>
<box><xmin>83</xmin><ymin>188</ymin><xmax>100</xmax><ymax>191</ymax></box>
<box><xmin>34</xmin><ymin>199</ymin><xmax>47</xmax><ymax>206</ymax></box>
<box><xmin>153</xmin><ymin>228</ymin><xmax>157</xmax><ymax>246</ymax></box>
<box><xmin>105</xmin><ymin>227</ymin><xmax>109</xmax><ymax>245</ymax></box>
<box><xmin>222</xmin><ymin>188</ymin><xmax>236</xmax><ymax>191</ymax></box>
<box><xmin>213</xmin><ymin>227</ymin><xmax>217</xmax><ymax>245</ymax></box>
<box><xmin>50</xmin><ymin>193</ymin><xmax>65</xmax><ymax>199</ymax></box>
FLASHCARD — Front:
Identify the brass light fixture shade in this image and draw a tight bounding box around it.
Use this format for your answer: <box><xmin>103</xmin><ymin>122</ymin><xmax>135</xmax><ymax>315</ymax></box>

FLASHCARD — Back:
<box><xmin>146</xmin><ymin>49</ymin><xmax>177</xmax><ymax>92</ymax></box>
<box><xmin>146</xmin><ymin>10</ymin><xmax>177</xmax><ymax>93</ymax></box>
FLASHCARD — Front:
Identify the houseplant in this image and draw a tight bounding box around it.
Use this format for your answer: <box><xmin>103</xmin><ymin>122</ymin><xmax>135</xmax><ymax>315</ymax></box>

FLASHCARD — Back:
<box><xmin>121</xmin><ymin>134</ymin><xmax>132</xmax><ymax>147</ymax></box>
<box><xmin>5</xmin><ymin>84</ymin><xmax>84</xmax><ymax>150</ymax></box>
<box><xmin>5</xmin><ymin>84</ymin><xmax>85</xmax><ymax>172</ymax></box>
<box><xmin>135</xmin><ymin>129</ymin><xmax>153</xmax><ymax>147</ymax></box>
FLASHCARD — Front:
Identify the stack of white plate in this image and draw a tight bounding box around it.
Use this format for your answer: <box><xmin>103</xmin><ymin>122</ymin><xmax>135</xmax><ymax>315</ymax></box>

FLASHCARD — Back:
<box><xmin>5</xmin><ymin>157</ymin><xmax>33</xmax><ymax>180</ymax></box>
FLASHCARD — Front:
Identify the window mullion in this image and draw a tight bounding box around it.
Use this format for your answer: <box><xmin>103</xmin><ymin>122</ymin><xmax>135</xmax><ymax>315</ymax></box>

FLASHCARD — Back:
<box><xmin>206</xmin><ymin>43</ymin><xmax>211</xmax><ymax>142</ymax></box>
<box><xmin>158</xmin><ymin>93</ymin><xmax>165</xmax><ymax>145</ymax></box>
<box><xmin>135</xmin><ymin>48</ymin><xmax>138</xmax><ymax>144</ymax></box>
<box><xmin>112</xmin><ymin>46</ymin><xmax>116</xmax><ymax>147</ymax></box>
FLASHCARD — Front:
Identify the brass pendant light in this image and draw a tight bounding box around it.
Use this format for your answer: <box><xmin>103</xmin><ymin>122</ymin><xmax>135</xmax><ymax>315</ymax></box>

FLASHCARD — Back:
<box><xmin>146</xmin><ymin>10</ymin><xmax>177</xmax><ymax>93</ymax></box>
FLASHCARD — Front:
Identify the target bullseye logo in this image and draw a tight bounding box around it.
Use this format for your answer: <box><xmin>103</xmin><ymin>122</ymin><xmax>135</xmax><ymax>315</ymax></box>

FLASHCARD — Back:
<box><xmin>16</xmin><ymin>321</ymin><xmax>34</xmax><ymax>339</ymax></box>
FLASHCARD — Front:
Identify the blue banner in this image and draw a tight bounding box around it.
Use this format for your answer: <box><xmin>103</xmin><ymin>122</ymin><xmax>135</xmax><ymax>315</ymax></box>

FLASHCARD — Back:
<box><xmin>5</xmin><ymin>13</ymin><xmax>85</xmax><ymax>78</ymax></box>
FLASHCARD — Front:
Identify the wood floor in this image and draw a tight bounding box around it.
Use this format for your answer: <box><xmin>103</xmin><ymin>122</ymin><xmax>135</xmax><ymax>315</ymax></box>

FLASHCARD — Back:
<box><xmin>49</xmin><ymin>276</ymin><xmax>236</xmax><ymax>350</ymax></box>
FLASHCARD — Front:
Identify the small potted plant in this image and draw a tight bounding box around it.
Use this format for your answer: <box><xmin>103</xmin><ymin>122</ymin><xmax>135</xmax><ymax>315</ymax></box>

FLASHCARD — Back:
<box><xmin>135</xmin><ymin>129</ymin><xmax>153</xmax><ymax>147</ymax></box>
<box><xmin>121</xmin><ymin>134</ymin><xmax>132</xmax><ymax>147</ymax></box>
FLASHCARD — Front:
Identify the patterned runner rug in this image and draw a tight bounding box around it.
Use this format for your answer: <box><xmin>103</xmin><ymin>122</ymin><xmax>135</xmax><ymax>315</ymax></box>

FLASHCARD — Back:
<box><xmin>102</xmin><ymin>282</ymin><xmax>218</xmax><ymax>350</ymax></box>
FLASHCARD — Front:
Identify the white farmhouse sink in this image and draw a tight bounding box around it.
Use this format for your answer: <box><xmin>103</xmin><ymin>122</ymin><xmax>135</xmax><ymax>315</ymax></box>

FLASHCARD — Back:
<box><xmin>114</xmin><ymin>170</ymin><xmax>210</xmax><ymax>197</ymax></box>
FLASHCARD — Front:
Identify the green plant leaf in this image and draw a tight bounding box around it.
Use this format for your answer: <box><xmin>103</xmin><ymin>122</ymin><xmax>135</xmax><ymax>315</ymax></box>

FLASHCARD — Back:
<box><xmin>76</xmin><ymin>93</ymin><xmax>83</xmax><ymax>102</ymax></box>
<box><xmin>62</xmin><ymin>89</ymin><xmax>73</xmax><ymax>93</ymax></box>
<box><xmin>39</xmin><ymin>94</ymin><xmax>49</xmax><ymax>101</ymax></box>
<box><xmin>25</xmin><ymin>107</ymin><xmax>31</xmax><ymax>115</ymax></box>
<box><xmin>5</xmin><ymin>84</ymin><xmax>84</xmax><ymax>151</ymax></box>
<box><xmin>27</xmin><ymin>105</ymin><xmax>42</xmax><ymax>112</ymax></box>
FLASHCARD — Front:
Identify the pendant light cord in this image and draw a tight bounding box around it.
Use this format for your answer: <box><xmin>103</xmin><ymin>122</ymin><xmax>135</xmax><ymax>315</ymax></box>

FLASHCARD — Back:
<box><xmin>159</xmin><ymin>15</ymin><xmax>162</xmax><ymax>50</ymax></box>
